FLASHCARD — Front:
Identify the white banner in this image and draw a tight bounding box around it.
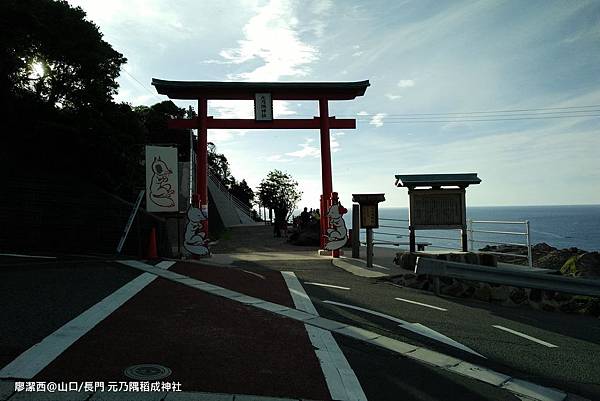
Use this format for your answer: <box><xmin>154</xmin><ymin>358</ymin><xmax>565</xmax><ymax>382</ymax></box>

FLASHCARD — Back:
<box><xmin>145</xmin><ymin>145</ymin><xmax>179</xmax><ymax>212</ymax></box>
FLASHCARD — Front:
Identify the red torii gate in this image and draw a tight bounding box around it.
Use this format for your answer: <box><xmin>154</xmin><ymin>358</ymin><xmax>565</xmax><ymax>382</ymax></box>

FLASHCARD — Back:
<box><xmin>151</xmin><ymin>79</ymin><xmax>370</xmax><ymax>256</ymax></box>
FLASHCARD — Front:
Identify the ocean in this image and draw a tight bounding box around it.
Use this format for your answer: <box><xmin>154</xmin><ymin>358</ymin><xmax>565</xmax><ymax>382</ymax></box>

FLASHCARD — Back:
<box><xmin>341</xmin><ymin>205</ymin><xmax>600</xmax><ymax>252</ymax></box>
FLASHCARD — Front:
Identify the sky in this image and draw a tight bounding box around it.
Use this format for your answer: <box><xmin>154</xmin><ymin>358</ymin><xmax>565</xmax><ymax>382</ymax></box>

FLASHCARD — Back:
<box><xmin>68</xmin><ymin>0</ymin><xmax>600</xmax><ymax>209</ymax></box>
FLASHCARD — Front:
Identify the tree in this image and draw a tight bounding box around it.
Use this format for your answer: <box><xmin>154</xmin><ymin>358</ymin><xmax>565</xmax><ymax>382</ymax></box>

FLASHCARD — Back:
<box><xmin>1</xmin><ymin>0</ymin><xmax>126</xmax><ymax>109</ymax></box>
<box><xmin>258</xmin><ymin>170</ymin><xmax>302</xmax><ymax>231</ymax></box>
<box><xmin>0</xmin><ymin>0</ymin><xmax>143</xmax><ymax>199</ymax></box>
<box><xmin>134</xmin><ymin>101</ymin><xmax>191</xmax><ymax>161</ymax></box>
<box><xmin>208</xmin><ymin>142</ymin><xmax>234</xmax><ymax>187</ymax></box>
<box><xmin>230</xmin><ymin>179</ymin><xmax>255</xmax><ymax>208</ymax></box>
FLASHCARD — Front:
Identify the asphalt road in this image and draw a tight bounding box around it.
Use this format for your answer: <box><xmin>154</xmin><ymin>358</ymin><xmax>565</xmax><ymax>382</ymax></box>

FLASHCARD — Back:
<box><xmin>287</xmin><ymin>263</ymin><xmax>600</xmax><ymax>400</ymax></box>
<box><xmin>0</xmin><ymin>256</ymin><xmax>141</xmax><ymax>368</ymax></box>
<box><xmin>2</xmin><ymin>252</ymin><xmax>597</xmax><ymax>400</ymax></box>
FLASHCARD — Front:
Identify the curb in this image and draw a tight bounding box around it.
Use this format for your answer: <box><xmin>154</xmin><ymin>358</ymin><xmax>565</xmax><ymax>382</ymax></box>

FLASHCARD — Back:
<box><xmin>331</xmin><ymin>257</ymin><xmax>388</xmax><ymax>278</ymax></box>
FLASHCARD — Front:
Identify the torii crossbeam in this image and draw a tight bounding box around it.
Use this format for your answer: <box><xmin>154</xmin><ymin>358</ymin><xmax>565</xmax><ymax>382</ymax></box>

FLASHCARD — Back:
<box><xmin>152</xmin><ymin>79</ymin><xmax>370</xmax><ymax>257</ymax></box>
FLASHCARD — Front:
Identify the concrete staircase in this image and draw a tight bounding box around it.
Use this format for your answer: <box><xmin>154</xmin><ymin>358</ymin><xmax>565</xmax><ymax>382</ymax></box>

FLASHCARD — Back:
<box><xmin>208</xmin><ymin>173</ymin><xmax>259</xmax><ymax>228</ymax></box>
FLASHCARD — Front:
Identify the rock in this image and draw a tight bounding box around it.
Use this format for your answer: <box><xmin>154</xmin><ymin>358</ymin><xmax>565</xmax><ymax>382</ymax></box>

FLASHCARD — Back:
<box><xmin>509</xmin><ymin>288</ymin><xmax>528</xmax><ymax>305</ymax></box>
<box><xmin>461</xmin><ymin>285</ymin><xmax>476</xmax><ymax>298</ymax></box>
<box><xmin>559</xmin><ymin>300</ymin><xmax>582</xmax><ymax>313</ymax></box>
<box><xmin>448</xmin><ymin>253</ymin><xmax>465</xmax><ymax>263</ymax></box>
<box><xmin>533</xmin><ymin>242</ymin><xmax>557</xmax><ymax>254</ymax></box>
<box><xmin>394</xmin><ymin>252</ymin><xmax>417</xmax><ymax>271</ymax></box>
<box><xmin>553</xmin><ymin>292</ymin><xmax>573</xmax><ymax>303</ymax></box>
<box><xmin>473</xmin><ymin>284</ymin><xmax>491</xmax><ymax>302</ymax></box>
<box><xmin>490</xmin><ymin>285</ymin><xmax>511</xmax><ymax>302</ymax></box>
<box><xmin>441</xmin><ymin>280</ymin><xmax>465</xmax><ymax>297</ymax></box>
<box><xmin>528</xmin><ymin>288</ymin><xmax>545</xmax><ymax>303</ymax></box>
<box><xmin>479</xmin><ymin>253</ymin><xmax>497</xmax><ymax>267</ymax></box>
<box><xmin>537</xmin><ymin>248</ymin><xmax>583</xmax><ymax>269</ymax></box>
<box><xmin>463</xmin><ymin>253</ymin><xmax>479</xmax><ymax>265</ymax></box>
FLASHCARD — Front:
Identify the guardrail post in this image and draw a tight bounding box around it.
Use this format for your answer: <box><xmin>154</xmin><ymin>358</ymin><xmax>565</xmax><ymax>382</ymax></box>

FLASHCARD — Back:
<box><xmin>526</xmin><ymin>220</ymin><xmax>533</xmax><ymax>268</ymax></box>
<box><xmin>468</xmin><ymin>219</ymin><xmax>474</xmax><ymax>251</ymax></box>
<box><xmin>352</xmin><ymin>204</ymin><xmax>360</xmax><ymax>258</ymax></box>
<box><xmin>366</xmin><ymin>227</ymin><xmax>373</xmax><ymax>268</ymax></box>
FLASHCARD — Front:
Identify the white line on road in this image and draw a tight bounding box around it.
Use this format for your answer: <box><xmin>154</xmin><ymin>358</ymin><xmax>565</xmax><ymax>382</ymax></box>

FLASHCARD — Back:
<box><xmin>305</xmin><ymin>282</ymin><xmax>350</xmax><ymax>290</ymax></box>
<box><xmin>156</xmin><ymin>261</ymin><xmax>176</xmax><ymax>270</ymax></box>
<box><xmin>324</xmin><ymin>300</ymin><xmax>484</xmax><ymax>358</ymax></box>
<box><xmin>394</xmin><ymin>297</ymin><xmax>448</xmax><ymax>311</ymax></box>
<box><xmin>0</xmin><ymin>253</ymin><xmax>57</xmax><ymax>259</ymax></box>
<box><xmin>324</xmin><ymin>300</ymin><xmax>410</xmax><ymax>325</ymax></box>
<box><xmin>0</xmin><ymin>261</ymin><xmax>176</xmax><ymax>379</ymax></box>
<box><xmin>492</xmin><ymin>325</ymin><xmax>558</xmax><ymax>348</ymax></box>
<box><xmin>0</xmin><ymin>274</ymin><xmax>156</xmax><ymax>378</ymax></box>
<box><xmin>113</xmin><ymin>261</ymin><xmax>565</xmax><ymax>401</ymax></box>
<box><xmin>240</xmin><ymin>269</ymin><xmax>266</xmax><ymax>280</ymax></box>
<box><xmin>282</xmin><ymin>272</ymin><xmax>367</xmax><ymax>401</ymax></box>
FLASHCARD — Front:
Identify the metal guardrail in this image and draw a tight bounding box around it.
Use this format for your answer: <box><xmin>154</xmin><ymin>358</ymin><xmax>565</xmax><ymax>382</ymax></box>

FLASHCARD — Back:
<box><xmin>208</xmin><ymin>172</ymin><xmax>253</xmax><ymax>219</ymax></box>
<box><xmin>468</xmin><ymin>219</ymin><xmax>532</xmax><ymax>267</ymax></box>
<box><xmin>367</xmin><ymin>217</ymin><xmax>534</xmax><ymax>264</ymax></box>
<box><xmin>415</xmin><ymin>257</ymin><xmax>600</xmax><ymax>297</ymax></box>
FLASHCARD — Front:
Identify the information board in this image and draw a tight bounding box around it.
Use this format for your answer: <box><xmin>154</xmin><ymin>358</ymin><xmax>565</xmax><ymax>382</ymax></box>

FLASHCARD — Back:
<box><xmin>360</xmin><ymin>204</ymin><xmax>379</xmax><ymax>228</ymax></box>
<box><xmin>409</xmin><ymin>189</ymin><xmax>465</xmax><ymax>229</ymax></box>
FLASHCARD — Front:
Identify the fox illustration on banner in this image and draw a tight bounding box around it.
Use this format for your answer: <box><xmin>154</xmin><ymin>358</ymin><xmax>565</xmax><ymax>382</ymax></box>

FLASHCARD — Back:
<box><xmin>324</xmin><ymin>201</ymin><xmax>348</xmax><ymax>251</ymax></box>
<box><xmin>183</xmin><ymin>205</ymin><xmax>210</xmax><ymax>256</ymax></box>
<box><xmin>145</xmin><ymin>146</ymin><xmax>178</xmax><ymax>213</ymax></box>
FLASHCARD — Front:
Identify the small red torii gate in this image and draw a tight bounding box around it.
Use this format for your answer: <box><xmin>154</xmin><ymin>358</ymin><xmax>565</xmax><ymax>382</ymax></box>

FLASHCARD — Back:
<box><xmin>152</xmin><ymin>79</ymin><xmax>370</xmax><ymax>256</ymax></box>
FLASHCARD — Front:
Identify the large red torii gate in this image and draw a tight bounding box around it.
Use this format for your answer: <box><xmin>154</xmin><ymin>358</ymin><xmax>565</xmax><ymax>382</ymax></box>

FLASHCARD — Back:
<box><xmin>152</xmin><ymin>79</ymin><xmax>370</xmax><ymax>256</ymax></box>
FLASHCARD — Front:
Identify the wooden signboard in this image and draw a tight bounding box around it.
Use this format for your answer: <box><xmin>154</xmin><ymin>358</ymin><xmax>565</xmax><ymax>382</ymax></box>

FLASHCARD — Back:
<box><xmin>360</xmin><ymin>204</ymin><xmax>379</xmax><ymax>228</ymax></box>
<box><xmin>409</xmin><ymin>189</ymin><xmax>465</xmax><ymax>229</ymax></box>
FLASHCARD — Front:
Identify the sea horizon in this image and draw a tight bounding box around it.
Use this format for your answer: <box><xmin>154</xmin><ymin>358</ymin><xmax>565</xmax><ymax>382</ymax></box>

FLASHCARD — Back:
<box><xmin>336</xmin><ymin>204</ymin><xmax>600</xmax><ymax>252</ymax></box>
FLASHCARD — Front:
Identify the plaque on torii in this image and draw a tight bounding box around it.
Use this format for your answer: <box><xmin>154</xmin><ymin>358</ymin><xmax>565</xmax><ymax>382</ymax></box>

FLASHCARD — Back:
<box><xmin>152</xmin><ymin>79</ymin><xmax>370</xmax><ymax>257</ymax></box>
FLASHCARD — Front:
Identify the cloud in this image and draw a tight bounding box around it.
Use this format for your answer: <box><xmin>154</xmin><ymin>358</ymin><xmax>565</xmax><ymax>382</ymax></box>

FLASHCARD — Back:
<box><xmin>369</xmin><ymin>113</ymin><xmax>386</xmax><ymax>127</ymax></box>
<box><xmin>385</xmin><ymin>94</ymin><xmax>402</xmax><ymax>100</ymax></box>
<box><xmin>286</xmin><ymin>139</ymin><xmax>320</xmax><ymax>158</ymax></box>
<box><xmin>266</xmin><ymin>154</ymin><xmax>292</xmax><ymax>162</ymax></box>
<box><xmin>357</xmin><ymin>111</ymin><xmax>369</xmax><ymax>116</ymax></box>
<box><xmin>218</xmin><ymin>0</ymin><xmax>318</xmax><ymax>81</ymax></box>
<box><xmin>307</xmin><ymin>0</ymin><xmax>333</xmax><ymax>37</ymax></box>
<box><xmin>207</xmin><ymin>130</ymin><xmax>235</xmax><ymax>143</ymax></box>
<box><xmin>397</xmin><ymin>79</ymin><xmax>415</xmax><ymax>88</ymax></box>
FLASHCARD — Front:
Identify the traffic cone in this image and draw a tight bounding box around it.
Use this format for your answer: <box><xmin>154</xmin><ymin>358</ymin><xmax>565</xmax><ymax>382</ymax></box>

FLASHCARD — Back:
<box><xmin>147</xmin><ymin>227</ymin><xmax>158</xmax><ymax>259</ymax></box>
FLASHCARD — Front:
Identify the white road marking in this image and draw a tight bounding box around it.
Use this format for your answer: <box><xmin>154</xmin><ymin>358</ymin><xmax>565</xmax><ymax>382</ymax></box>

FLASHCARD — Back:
<box><xmin>324</xmin><ymin>300</ymin><xmax>484</xmax><ymax>358</ymax></box>
<box><xmin>0</xmin><ymin>253</ymin><xmax>57</xmax><ymax>259</ymax></box>
<box><xmin>394</xmin><ymin>297</ymin><xmax>448</xmax><ymax>311</ymax></box>
<box><xmin>156</xmin><ymin>261</ymin><xmax>176</xmax><ymax>270</ymax></box>
<box><xmin>0</xmin><ymin>274</ymin><xmax>157</xmax><ymax>378</ymax></box>
<box><xmin>305</xmin><ymin>282</ymin><xmax>350</xmax><ymax>290</ymax></box>
<box><xmin>240</xmin><ymin>269</ymin><xmax>266</xmax><ymax>280</ymax></box>
<box><xmin>118</xmin><ymin>260</ymin><xmax>564</xmax><ymax>401</ymax></box>
<box><xmin>324</xmin><ymin>300</ymin><xmax>410</xmax><ymax>325</ymax></box>
<box><xmin>282</xmin><ymin>272</ymin><xmax>367</xmax><ymax>401</ymax></box>
<box><xmin>492</xmin><ymin>325</ymin><xmax>558</xmax><ymax>348</ymax></box>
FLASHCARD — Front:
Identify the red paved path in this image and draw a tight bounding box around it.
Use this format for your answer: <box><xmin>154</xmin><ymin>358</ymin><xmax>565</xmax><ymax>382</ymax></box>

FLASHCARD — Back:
<box><xmin>171</xmin><ymin>262</ymin><xmax>293</xmax><ymax>306</ymax></box>
<box><xmin>35</xmin><ymin>269</ymin><xmax>331</xmax><ymax>400</ymax></box>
